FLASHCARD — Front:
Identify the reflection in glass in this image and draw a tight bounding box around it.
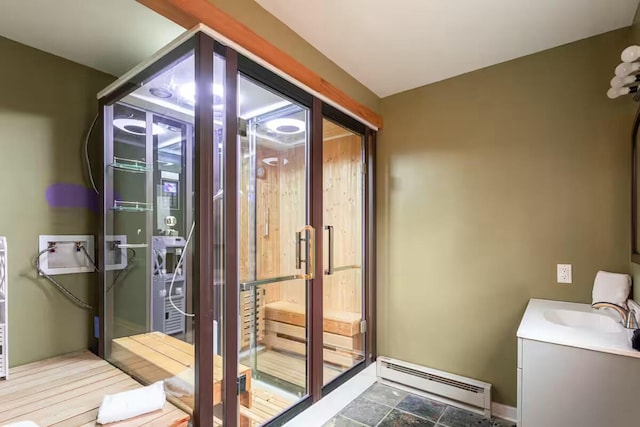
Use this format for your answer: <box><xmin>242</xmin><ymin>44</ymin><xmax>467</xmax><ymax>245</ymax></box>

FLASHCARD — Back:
<box><xmin>211</xmin><ymin>52</ymin><xmax>226</xmax><ymax>425</ymax></box>
<box><xmin>103</xmin><ymin>50</ymin><xmax>222</xmax><ymax>417</ymax></box>
<box><xmin>322</xmin><ymin>119</ymin><xmax>365</xmax><ymax>385</ymax></box>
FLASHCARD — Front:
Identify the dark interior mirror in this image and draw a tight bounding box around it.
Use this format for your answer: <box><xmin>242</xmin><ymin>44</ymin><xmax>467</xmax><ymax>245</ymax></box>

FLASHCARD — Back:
<box><xmin>632</xmin><ymin>110</ymin><xmax>640</xmax><ymax>263</ymax></box>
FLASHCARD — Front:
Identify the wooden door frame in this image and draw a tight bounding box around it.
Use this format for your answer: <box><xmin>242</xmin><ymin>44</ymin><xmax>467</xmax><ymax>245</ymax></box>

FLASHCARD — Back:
<box><xmin>309</xmin><ymin>97</ymin><xmax>325</xmax><ymax>401</ymax></box>
<box><xmin>193</xmin><ymin>32</ymin><xmax>216</xmax><ymax>427</ymax></box>
<box><xmin>136</xmin><ymin>0</ymin><xmax>383</xmax><ymax>130</ymax></box>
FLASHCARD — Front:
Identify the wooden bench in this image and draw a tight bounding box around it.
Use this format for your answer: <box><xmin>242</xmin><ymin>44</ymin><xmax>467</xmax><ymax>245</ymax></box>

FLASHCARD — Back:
<box><xmin>264</xmin><ymin>301</ymin><xmax>363</xmax><ymax>368</ymax></box>
<box><xmin>0</xmin><ymin>350</ymin><xmax>189</xmax><ymax>427</ymax></box>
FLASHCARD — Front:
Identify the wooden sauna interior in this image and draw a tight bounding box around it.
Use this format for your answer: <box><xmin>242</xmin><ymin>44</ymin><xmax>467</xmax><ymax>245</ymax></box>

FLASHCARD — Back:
<box><xmin>238</xmin><ymin>118</ymin><xmax>365</xmax><ymax>391</ymax></box>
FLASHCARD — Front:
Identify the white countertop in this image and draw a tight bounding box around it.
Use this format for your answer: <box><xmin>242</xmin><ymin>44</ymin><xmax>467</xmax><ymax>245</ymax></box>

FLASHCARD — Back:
<box><xmin>517</xmin><ymin>299</ymin><xmax>640</xmax><ymax>359</ymax></box>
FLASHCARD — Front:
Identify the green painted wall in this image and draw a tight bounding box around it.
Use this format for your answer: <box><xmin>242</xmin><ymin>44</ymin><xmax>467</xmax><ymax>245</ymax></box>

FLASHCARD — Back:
<box><xmin>0</xmin><ymin>36</ymin><xmax>114</xmax><ymax>366</ymax></box>
<box><xmin>377</xmin><ymin>28</ymin><xmax>637</xmax><ymax>406</ymax></box>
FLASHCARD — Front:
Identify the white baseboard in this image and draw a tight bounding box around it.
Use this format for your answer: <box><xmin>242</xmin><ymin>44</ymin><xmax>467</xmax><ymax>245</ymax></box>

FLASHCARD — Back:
<box><xmin>491</xmin><ymin>401</ymin><xmax>517</xmax><ymax>423</ymax></box>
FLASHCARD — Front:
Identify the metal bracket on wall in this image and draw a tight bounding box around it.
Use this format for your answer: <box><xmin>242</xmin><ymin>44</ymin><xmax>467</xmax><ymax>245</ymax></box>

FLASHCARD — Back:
<box><xmin>236</xmin><ymin>374</ymin><xmax>247</xmax><ymax>394</ymax></box>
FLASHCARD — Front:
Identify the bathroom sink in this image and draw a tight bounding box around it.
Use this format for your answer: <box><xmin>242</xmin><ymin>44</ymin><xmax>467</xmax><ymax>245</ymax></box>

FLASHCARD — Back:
<box><xmin>519</xmin><ymin>300</ymin><xmax>640</xmax><ymax>427</ymax></box>
<box><xmin>543</xmin><ymin>308</ymin><xmax>621</xmax><ymax>333</ymax></box>
<box><xmin>518</xmin><ymin>299</ymin><xmax>638</xmax><ymax>361</ymax></box>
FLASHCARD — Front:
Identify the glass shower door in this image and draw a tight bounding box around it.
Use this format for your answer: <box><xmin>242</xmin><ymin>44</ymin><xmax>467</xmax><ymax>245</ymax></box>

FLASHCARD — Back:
<box><xmin>237</xmin><ymin>74</ymin><xmax>312</xmax><ymax>425</ymax></box>
<box><xmin>322</xmin><ymin>118</ymin><xmax>365</xmax><ymax>385</ymax></box>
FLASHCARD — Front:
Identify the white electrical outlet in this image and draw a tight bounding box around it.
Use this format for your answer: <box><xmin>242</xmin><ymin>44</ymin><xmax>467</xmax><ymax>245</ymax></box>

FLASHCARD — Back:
<box><xmin>557</xmin><ymin>264</ymin><xmax>572</xmax><ymax>284</ymax></box>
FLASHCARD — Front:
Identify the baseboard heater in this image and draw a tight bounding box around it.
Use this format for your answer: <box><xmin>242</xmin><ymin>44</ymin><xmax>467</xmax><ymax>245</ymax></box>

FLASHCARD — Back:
<box><xmin>377</xmin><ymin>357</ymin><xmax>492</xmax><ymax>418</ymax></box>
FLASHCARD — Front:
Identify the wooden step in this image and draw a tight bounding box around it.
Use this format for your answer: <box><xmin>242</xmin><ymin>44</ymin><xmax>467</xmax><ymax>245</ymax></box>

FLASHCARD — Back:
<box><xmin>264</xmin><ymin>301</ymin><xmax>361</xmax><ymax>336</ymax></box>
<box><xmin>263</xmin><ymin>320</ymin><xmax>363</xmax><ymax>368</ymax></box>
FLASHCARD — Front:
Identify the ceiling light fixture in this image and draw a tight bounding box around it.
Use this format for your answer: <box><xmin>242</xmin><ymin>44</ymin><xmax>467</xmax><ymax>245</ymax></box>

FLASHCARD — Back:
<box><xmin>178</xmin><ymin>82</ymin><xmax>224</xmax><ymax>106</ymax></box>
<box><xmin>149</xmin><ymin>87</ymin><xmax>173</xmax><ymax>99</ymax></box>
<box><xmin>265</xmin><ymin>118</ymin><xmax>305</xmax><ymax>135</ymax></box>
<box><xmin>240</xmin><ymin>100</ymin><xmax>291</xmax><ymax>120</ymax></box>
<box><xmin>113</xmin><ymin>118</ymin><xmax>164</xmax><ymax>135</ymax></box>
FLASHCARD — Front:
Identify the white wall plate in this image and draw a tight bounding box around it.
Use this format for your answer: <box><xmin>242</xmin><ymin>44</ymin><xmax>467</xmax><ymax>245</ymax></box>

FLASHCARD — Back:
<box><xmin>105</xmin><ymin>235</ymin><xmax>127</xmax><ymax>271</ymax></box>
<box><xmin>38</xmin><ymin>235</ymin><xmax>96</xmax><ymax>275</ymax></box>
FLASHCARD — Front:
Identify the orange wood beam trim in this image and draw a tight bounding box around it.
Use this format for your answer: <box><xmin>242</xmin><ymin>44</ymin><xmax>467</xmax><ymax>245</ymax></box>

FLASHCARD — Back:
<box><xmin>136</xmin><ymin>0</ymin><xmax>383</xmax><ymax>129</ymax></box>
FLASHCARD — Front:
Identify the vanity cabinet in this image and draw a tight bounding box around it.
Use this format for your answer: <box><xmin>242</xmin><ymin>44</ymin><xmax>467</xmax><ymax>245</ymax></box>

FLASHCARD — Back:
<box><xmin>517</xmin><ymin>337</ymin><xmax>639</xmax><ymax>426</ymax></box>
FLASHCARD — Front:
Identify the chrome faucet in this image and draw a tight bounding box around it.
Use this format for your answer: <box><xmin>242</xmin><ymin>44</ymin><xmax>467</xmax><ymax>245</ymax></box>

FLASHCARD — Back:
<box><xmin>592</xmin><ymin>302</ymin><xmax>638</xmax><ymax>329</ymax></box>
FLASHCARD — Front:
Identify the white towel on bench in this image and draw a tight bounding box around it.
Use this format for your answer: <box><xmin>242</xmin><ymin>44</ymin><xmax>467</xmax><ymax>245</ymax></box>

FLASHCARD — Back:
<box><xmin>97</xmin><ymin>381</ymin><xmax>166</xmax><ymax>424</ymax></box>
<box><xmin>2</xmin><ymin>422</ymin><xmax>40</xmax><ymax>427</ymax></box>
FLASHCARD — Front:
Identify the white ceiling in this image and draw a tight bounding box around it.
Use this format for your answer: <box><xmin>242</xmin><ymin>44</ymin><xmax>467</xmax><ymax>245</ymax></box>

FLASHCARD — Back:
<box><xmin>0</xmin><ymin>0</ymin><xmax>183</xmax><ymax>77</ymax></box>
<box><xmin>1</xmin><ymin>1</ymin><xmax>638</xmax><ymax>98</ymax></box>
<box><xmin>257</xmin><ymin>0</ymin><xmax>640</xmax><ymax>97</ymax></box>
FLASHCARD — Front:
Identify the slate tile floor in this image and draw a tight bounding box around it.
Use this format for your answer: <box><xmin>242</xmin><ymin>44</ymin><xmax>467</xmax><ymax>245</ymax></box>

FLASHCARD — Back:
<box><xmin>323</xmin><ymin>383</ymin><xmax>515</xmax><ymax>427</ymax></box>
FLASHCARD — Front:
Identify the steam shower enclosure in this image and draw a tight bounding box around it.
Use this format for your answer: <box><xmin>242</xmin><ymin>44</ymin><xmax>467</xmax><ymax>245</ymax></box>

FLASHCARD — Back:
<box><xmin>97</xmin><ymin>26</ymin><xmax>376</xmax><ymax>426</ymax></box>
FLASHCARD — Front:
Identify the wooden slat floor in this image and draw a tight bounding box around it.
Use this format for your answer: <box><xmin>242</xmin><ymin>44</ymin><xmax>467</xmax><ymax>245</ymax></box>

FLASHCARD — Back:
<box><xmin>209</xmin><ymin>383</ymin><xmax>295</xmax><ymax>426</ymax></box>
<box><xmin>0</xmin><ymin>351</ymin><xmax>189</xmax><ymax>427</ymax></box>
<box><xmin>240</xmin><ymin>385</ymin><xmax>296</xmax><ymax>427</ymax></box>
<box><xmin>247</xmin><ymin>350</ymin><xmax>342</xmax><ymax>389</ymax></box>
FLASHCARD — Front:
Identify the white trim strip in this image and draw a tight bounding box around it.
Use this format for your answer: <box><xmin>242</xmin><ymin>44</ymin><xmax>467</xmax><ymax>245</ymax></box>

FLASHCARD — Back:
<box><xmin>491</xmin><ymin>401</ymin><xmax>517</xmax><ymax>423</ymax></box>
<box><xmin>98</xmin><ymin>24</ymin><xmax>379</xmax><ymax>131</ymax></box>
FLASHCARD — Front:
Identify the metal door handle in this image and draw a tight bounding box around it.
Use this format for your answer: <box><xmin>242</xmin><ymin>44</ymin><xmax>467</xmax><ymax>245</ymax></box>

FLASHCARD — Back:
<box><xmin>325</xmin><ymin>225</ymin><xmax>334</xmax><ymax>275</ymax></box>
<box><xmin>295</xmin><ymin>226</ymin><xmax>315</xmax><ymax>280</ymax></box>
<box><xmin>295</xmin><ymin>231</ymin><xmax>303</xmax><ymax>270</ymax></box>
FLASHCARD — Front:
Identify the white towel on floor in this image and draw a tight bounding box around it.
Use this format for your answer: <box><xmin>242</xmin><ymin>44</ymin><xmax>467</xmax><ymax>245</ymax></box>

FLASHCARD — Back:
<box><xmin>592</xmin><ymin>271</ymin><xmax>631</xmax><ymax>307</ymax></box>
<box><xmin>96</xmin><ymin>381</ymin><xmax>165</xmax><ymax>425</ymax></box>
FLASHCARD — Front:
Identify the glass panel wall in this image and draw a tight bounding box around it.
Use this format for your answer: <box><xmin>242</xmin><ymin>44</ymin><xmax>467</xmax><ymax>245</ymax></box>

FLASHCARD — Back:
<box><xmin>321</xmin><ymin>119</ymin><xmax>365</xmax><ymax>385</ymax></box>
<box><xmin>211</xmin><ymin>51</ymin><xmax>226</xmax><ymax>425</ymax></box>
<box><xmin>236</xmin><ymin>74</ymin><xmax>310</xmax><ymax>425</ymax></box>
<box><xmin>102</xmin><ymin>45</ymin><xmax>223</xmax><ymax>417</ymax></box>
